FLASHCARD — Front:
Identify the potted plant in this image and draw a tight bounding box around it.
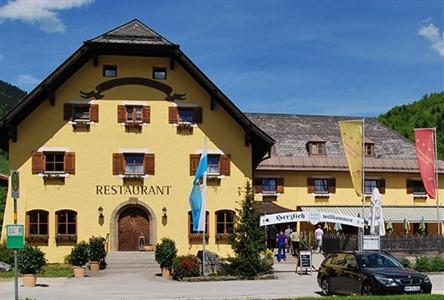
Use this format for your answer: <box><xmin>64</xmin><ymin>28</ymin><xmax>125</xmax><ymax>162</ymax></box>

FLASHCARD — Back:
<box><xmin>18</xmin><ymin>245</ymin><xmax>46</xmax><ymax>287</ymax></box>
<box><xmin>89</xmin><ymin>236</ymin><xmax>106</xmax><ymax>272</ymax></box>
<box><xmin>69</xmin><ymin>241</ymin><xmax>89</xmax><ymax>278</ymax></box>
<box><xmin>154</xmin><ymin>238</ymin><xmax>177</xmax><ymax>278</ymax></box>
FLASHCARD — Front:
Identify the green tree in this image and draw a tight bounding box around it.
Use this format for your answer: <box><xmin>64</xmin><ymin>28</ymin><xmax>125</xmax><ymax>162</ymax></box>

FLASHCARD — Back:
<box><xmin>227</xmin><ymin>181</ymin><xmax>269</xmax><ymax>278</ymax></box>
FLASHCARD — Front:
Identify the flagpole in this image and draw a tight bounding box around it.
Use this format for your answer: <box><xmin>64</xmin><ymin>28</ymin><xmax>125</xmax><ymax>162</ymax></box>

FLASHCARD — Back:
<box><xmin>434</xmin><ymin>128</ymin><xmax>441</xmax><ymax>237</ymax></box>
<box><xmin>361</xmin><ymin>119</ymin><xmax>365</xmax><ymax>250</ymax></box>
<box><xmin>202</xmin><ymin>138</ymin><xmax>207</xmax><ymax>276</ymax></box>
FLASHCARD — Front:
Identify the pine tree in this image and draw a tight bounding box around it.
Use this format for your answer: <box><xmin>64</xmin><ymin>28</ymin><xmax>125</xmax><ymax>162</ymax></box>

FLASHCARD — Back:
<box><xmin>228</xmin><ymin>181</ymin><xmax>269</xmax><ymax>277</ymax></box>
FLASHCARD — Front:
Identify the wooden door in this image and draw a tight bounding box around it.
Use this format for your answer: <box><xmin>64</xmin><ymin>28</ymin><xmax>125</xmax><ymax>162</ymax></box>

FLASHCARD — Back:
<box><xmin>118</xmin><ymin>207</ymin><xmax>150</xmax><ymax>251</ymax></box>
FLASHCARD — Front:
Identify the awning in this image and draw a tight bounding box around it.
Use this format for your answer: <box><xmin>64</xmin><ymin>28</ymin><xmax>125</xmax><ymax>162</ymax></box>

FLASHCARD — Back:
<box><xmin>255</xmin><ymin>201</ymin><xmax>294</xmax><ymax>215</ymax></box>
<box><xmin>300</xmin><ymin>206</ymin><xmax>444</xmax><ymax>223</ymax></box>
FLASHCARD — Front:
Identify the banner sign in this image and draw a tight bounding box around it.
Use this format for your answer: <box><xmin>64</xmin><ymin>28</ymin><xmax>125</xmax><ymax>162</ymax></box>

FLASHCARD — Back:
<box><xmin>260</xmin><ymin>209</ymin><xmax>364</xmax><ymax>228</ymax></box>
<box><xmin>414</xmin><ymin>129</ymin><xmax>436</xmax><ymax>199</ymax></box>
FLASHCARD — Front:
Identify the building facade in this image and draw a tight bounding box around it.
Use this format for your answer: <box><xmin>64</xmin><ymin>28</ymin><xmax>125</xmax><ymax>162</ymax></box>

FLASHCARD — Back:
<box><xmin>0</xmin><ymin>20</ymin><xmax>443</xmax><ymax>262</ymax></box>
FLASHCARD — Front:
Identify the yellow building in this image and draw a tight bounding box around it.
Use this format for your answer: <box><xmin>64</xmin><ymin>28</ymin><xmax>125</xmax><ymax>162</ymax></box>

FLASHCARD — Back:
<box><xmin>0</xmin><ymin>20</ymin><xmax>442</xmax><ymax>262</ymax></box>
<box><xmin>0</xmin><ymin>20</ymin><xmax>273</xmax><ymax>262</ymax></box>
<box><xmin>249</xmin><ymin>114</ymin><xmax>444</xmax><ymax>236</ymax></box>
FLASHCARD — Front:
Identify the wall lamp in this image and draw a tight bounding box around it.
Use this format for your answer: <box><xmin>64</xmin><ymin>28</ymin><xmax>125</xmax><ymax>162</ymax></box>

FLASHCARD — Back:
<box><xmin>162</xmin><ymin>207</ymin><xmax>168</xmax><ymax>218</ymax></box>
<box><xmin>98</xmin><ymin>206</ymin><xmax>104</xmax><ymax>218</ymax></box>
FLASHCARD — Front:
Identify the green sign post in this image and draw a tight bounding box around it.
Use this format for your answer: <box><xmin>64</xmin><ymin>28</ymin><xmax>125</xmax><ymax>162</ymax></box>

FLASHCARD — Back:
<box><xmin>10</xmin><ymin>170</ymin><xmax>20</xmax><ymax>300</ymax></box>
<box><xmin>6</xmin><ymin>225</ymin><xmax>24</xmax><ymax>249</ymax></box>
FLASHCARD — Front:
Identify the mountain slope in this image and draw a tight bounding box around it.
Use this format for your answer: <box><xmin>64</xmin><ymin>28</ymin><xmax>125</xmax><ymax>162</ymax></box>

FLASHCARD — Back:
<box><xmin>0</xmin><ymin>80</ymin><xmax>26</xmax><ymax>119</ymax></box>
<box><xmin>377</xmin><ymin>92</ymin><xmax>444</xmax><ymax>160</ymax></box>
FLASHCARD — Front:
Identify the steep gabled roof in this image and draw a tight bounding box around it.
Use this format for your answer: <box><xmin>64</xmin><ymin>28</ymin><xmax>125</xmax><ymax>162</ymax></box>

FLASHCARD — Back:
<box><xmin>0</xmin><ymin>19</ymin><xmax>274</xmax><ymax>167</ymax></box>
<box><xmin>89</xmin><ymin>19</ymin><xmax>174</xmax><ymax>45</ymax></box>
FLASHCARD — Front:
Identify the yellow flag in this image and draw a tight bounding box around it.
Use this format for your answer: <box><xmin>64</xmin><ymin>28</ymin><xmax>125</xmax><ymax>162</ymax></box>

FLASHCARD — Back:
<box><xmin>339</xmin><ymin>120</ymin><xmax>363</xmax><ymax>196</ymax></box>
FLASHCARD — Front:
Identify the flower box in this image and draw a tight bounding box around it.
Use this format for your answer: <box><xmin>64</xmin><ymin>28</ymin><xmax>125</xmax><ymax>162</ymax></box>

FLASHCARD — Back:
<box><xmin>26</xmin><ymin>235</ymin><xmax>49</xmax><ymax>244</ymax></box>
<box><xmin>188</xmin><ymin>233</ymin><xmax>209</xmax><ymax>243</ymax></box>
<box><xmin>215</xmin><ymin>234</ymin><xmax>230</xmax><ymax>243</ymax></box>
<box><xmin>56</xmin><ymin>234</ymin><xmax>77</xmax><ymax>244</ymax></box>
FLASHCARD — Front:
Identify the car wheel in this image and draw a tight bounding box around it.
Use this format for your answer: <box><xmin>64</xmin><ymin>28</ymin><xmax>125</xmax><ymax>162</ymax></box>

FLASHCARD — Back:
<box><xmin>361</xmin><ymin>282</ymin><xmax>373</xmax><ymax>296</ymax></box>
<box><xmin>321</xmin><ymin>277</ymin><xmax>331</xmax><ymax>296</ymax></box>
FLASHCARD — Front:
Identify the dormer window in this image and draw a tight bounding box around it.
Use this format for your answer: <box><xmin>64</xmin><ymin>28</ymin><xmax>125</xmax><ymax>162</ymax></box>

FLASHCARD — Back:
<box><xmin>365</xmin><ymin>143</ymin><xmax>374</xmax><ymax>157</ymax></box>
<box><xmin>310</xmin><ymin>142</ymin><xmax>326</xmax><ymax>155</ymax></box>
<box><xmin>307</xmin><ymin>135</ymin><xmax>326</xmax><ymax>155</ymax></box>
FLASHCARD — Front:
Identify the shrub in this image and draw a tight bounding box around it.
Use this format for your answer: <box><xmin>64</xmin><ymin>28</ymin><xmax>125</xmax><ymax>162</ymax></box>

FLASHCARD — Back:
<box><xmin>400</xmin><ymin>257</ymin><xmax>412</xmax><ymax>268</ymax></box>
<box><xmin>414</xmin><ymin>256</ymin><xmax>431</xmax><ymax>272</ymax></box>
<box><xmin>0</xmin><ymin>242</ymin><xmax>14</xmax><ymax>265</ymax></box>
<box><xmin>430</xmin><ymin>256</ymin><xmax>444</xmax><ymax>272</ymax></box>
<box><xmin>155</xmin><ymin>238</ymin><xmax>177</xmax><ymax>268</ymax></box>
<box><xmin>18</xmin><ymin>245</ymin><xmax>46</xmax><ymax>274</ymax></box>
<box><xmin>172</xmin><ymin>255</ymin><xmax>200</xmax><ymax>280</ymax></box>
<box><xmin>68</xmin><ymin>241</ymin><xmax>89</xmax><ymax>267</ymax></box>
<box><xmin>89</xmin><ymin>236</ymin><xmax>106</xmax><ymax>262</ymax></box>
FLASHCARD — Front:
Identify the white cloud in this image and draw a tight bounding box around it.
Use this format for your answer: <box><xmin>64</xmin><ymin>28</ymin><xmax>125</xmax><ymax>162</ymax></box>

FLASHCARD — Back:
<box><xmin>0</xmin><ymin>0</ymin><xmax>94</xmax><ymax>33</ymax></box>
<box><xmin>418</xmin><ymin>22</ymin><xmax>444</xmax><ymax>57</ymax></box>
<box><xmin>17</xmin><ymin>74</ymin><xmax>40</xmax><ymax>90</ymax></box>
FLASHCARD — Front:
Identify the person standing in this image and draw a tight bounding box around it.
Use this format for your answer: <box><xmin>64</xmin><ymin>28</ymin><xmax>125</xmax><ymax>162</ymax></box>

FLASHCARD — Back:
<box><xmin>315</xmin><ymin>225</ymin><xmax>324</xmax><ymax>253</ymax></box>
<box><xmin>284</xmin><ymin>225</ymin><xmax>292</xmax><ymax>253</ymax></box>
<box><xmin>276</xmin><ymin>230</ymin><xmax>287</xmax><ymax>262</ymax></box>
<box><xmin>290</xmin><ymin>229</ymin><xmax>300</xmax><ymax>256</ymax></box>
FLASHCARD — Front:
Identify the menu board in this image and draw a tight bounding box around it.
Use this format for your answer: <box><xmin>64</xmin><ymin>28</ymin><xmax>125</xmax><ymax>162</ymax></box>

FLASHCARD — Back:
<box><xmin>298</xmin><ymin>250</ymin><xmax>312</xmax><ymax>275</ymax></box>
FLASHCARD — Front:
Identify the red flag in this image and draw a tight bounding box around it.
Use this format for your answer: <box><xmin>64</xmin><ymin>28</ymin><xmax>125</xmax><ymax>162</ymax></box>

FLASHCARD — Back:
<box><xmin>414</xmin><ymin>129</ymin><xmax>436</xmax><ymax>199</ymax></box>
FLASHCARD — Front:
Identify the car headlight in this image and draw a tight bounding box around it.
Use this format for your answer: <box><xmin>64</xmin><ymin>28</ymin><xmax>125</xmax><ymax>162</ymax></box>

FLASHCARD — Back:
<box><xmin>424</xmin><ymin>276</ymin><xmax>431</xmax><ymax>283</ymax></box>
<box><xmin>375</xmin><ymin>274</ymin><xmax>398</xmax><ymax>287</ymax></box>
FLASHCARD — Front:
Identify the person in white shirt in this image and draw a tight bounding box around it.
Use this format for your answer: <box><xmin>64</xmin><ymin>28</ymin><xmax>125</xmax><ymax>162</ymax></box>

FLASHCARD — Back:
<box><xmin>314</xmin><ymin>225</ymin><xmax>324</xmax><ymax>252</ymax></box>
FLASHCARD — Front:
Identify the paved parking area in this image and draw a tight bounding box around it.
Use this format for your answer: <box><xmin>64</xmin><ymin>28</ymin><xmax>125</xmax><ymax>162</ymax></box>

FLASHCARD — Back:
<box><xmin>0</xmin><ymin>267</ymin><xmax>443</xmax><ymax>300</ymax></box>
<box><xmin>1</xmin><ymin>254</ymin><xmax>443</xmax><ymax>299</ymax></box>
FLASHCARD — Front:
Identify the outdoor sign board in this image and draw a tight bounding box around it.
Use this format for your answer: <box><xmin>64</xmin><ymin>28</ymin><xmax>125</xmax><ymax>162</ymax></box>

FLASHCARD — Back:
<box><xmin>298</xmin><ymin>250</ymin><xmax>313</xmax><ymax>275</ymax></box>
<box><xmin>6</xmin><ymin>225</ymin><xmax>24</xmax><ymax>249</ymax></box>
<box><xmin>363</xmin><ymin>235</ymin><xmax>380</xmax><ymax>251</ymax></box>
<box><xmin>10</xmin><ymin>170</ymin><xmax>19</xmax><ymax>199</ymax></box>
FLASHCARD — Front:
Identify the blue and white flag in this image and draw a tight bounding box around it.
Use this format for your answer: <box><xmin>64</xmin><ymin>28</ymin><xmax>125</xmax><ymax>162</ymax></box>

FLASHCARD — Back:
<box><xmin>189</xmin><ymin>138</ymin><xmax>208</xmax><ymax>232</ymax></box>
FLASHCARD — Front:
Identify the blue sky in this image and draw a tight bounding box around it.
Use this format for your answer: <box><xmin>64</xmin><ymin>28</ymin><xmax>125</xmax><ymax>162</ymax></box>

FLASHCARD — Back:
<box><xmin>0</xmin><ymin>0</ymin><xmax>442</xmax><ymax>116</ymax></box>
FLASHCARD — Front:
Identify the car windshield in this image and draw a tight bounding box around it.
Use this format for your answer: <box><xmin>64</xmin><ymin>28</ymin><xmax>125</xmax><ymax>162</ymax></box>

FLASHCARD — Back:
<box><xmin>356</xmin><ymin>253</ymin><xmax>403</xmax><ymax>268</ymax></box>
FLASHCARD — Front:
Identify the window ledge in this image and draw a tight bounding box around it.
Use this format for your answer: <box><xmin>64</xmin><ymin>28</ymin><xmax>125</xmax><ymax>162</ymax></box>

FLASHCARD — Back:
<box><xmin>207</xmin><ymin>174</ymin><xmax>225</xmax><ymax>179</ymax></box>
<box><xmin>120</xmin><ymin>122</ymin><xmax>148</xmax><ymax>127</ymax></box>
<box><xmin>118</xmin><ymin>174</ymin><xmax>149</xmax><ymax>179</ymax></box>
<box><xmin>259</xmin><ymin>192</ymin><xmax>280</xmax><ymax>196</ymax></box>
<box><xmin>173</xmin><ymin>122</ymin><xmax>198</xmax><ymax>128</ymax></box>
<box><xmin>412</xmin><ymin>194</ymin><xmax>428</xmax><ymax>199</ymax></box>
<box><xmin>312</xmin><ymin>193</ymin><xmax>331</xmax><ymax>197</ymax></box>
<box><xmin>69</xmin><ymin>120</ymin><xmax>94</xmax><ymax>125</ymax></box>
<box><xmin>38</xmin><ymin>173</ymin><xmax>70</xmax><ymax>178</ymax></box>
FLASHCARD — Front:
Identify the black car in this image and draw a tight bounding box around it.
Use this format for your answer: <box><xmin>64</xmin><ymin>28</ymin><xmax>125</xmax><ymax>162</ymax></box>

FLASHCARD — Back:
<box><xmin>317</xmin><ymin>251</ymin><xmax>432</xmax><ymax>295</ymax></box>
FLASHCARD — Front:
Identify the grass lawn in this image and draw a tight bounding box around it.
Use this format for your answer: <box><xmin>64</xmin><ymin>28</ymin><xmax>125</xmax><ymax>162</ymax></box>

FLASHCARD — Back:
<box><xmin>290</xmin><ymin>295</ymin><xmax>442</xmax><ymax>300</ymax></box>
<box><xmin>0</xmin><ymin>263</ymin><xmax>73</xmax><ymax>280</ymax></box>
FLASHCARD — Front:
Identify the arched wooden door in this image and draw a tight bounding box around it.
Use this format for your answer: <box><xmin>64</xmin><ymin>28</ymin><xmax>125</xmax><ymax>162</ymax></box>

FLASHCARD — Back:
<box><xmin>118</xmin><ymin>206</ymin><xmax>150</xmax><ymax>251</ymax></box>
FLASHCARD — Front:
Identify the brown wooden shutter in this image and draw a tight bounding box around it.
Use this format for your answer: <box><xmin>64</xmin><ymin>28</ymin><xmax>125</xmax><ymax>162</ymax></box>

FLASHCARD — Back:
<box><xmin>89</xmin><ymin>104</ymin><xmax>99</xmax><ymax>122</ymax></box>
<box><xmin>64</xmin><ymin>152</ymin><xmax>76</xmax><ymax>174</ymax></box>
<box><xmin>193</xmin><ymin>107</ymin><xmax>203</xmax><ymax>123</ymax></box>
<box><xmin>113</xmin><ymin>153</ymin><xmax>124</xmax><ymax>175</ymax></box>
<box><xmin>219</xmin><ymin>155</ymin><xmax>231</xmax><ymax>176</ymax></box>
<box><xmin>25</xmin><ymin>213</ymin><xmax>30</xmax><ymax>238</ymax></box>
<box><xmin>307</xmin><ymin>177</ymin><xmax>315</xmax><ymax>193</ymax></box>
<box><xmin>31</xmin><ymin>152</ymin><xmax>44</xmax><ymax>174</ymax></box>
<box><xmin>378</xmin><ymin>178</ymin><xmax>386</xmax><ymax>194</ymax></box>
<box><xmin>253</xmin><ymin>178</ymin><xmax>263</xmax><ymax>193</ymax></box>
<box><xmin>142</xmin><ymin>106</ymin><xmax>150</xmax><ymax>124</ymax></box>
<box><xmin>189</xmin><ymin>154</ymin><xmax>200</xmax><ymax>176</ymax></box>
<box><xmin>276</xmin><ymin>178</ymin><xmax>284</xmax><ymax>194</ymax></box>
<box><xmin>169</xmin><ymin>107</ymin><xmax>178</xmax><ymax>124</ymax></box>
<box><xmin>144</xmin><ymin>154</ymin><xmax>155</xmax><ymax>175</ymax></box>
<box><xmin>328</xmin><ymin>178</ymin><xmax>336</xmax><ymax>193</ymax></box>
<box><xmin>117</xmin><ymin>105</ymin><xmax>126</xmax><ymax>123</ymax></box>
<box><xmin>406</xmin><ymin>179</ymin><xmax>413</xmax><ymax>194</ymax></box>
<box><xmin>63</xmin><ymin>103</ymin><xmax>72</xmax><ymax>120</ymax></box>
